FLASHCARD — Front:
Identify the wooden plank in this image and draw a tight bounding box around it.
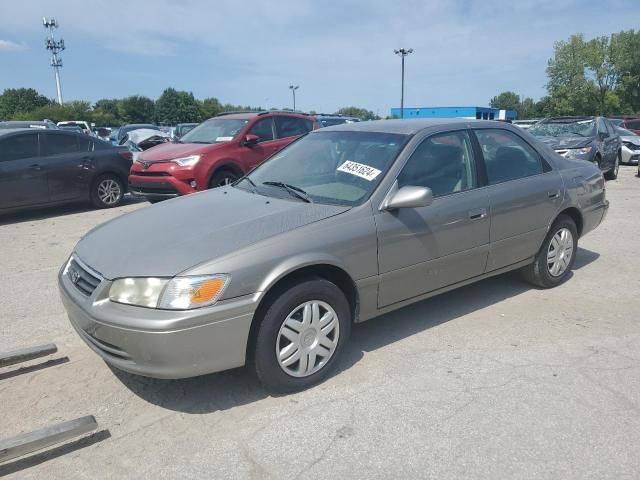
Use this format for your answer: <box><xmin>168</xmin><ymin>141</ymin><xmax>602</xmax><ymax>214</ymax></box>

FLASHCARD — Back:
<box><xmin>0</xmin><ymin>416</ymin><xmax>98</xmax><ymax>463</ymax></box>
<box><xmin>0</xmin><ymin>344</ymin><xmax>57</xmax><ymax>368</ymax></box>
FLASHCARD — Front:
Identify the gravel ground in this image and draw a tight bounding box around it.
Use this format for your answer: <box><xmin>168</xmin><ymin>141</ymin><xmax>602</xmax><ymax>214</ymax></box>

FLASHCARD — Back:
<box><xmin>1</xmin><ymin>167</ymin><xmax>639</xmax><ymax>479</ymax></box>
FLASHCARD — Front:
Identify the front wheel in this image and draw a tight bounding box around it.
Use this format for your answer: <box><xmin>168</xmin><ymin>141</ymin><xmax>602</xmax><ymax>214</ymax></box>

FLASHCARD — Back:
<box><xmin>521</xmin><ymin>214</ymin><xmax>578</xmax><ymax>288</ymax></box>
<box><xmin>209</xmin><ymin>169</ymin><xmax>239</xmax><ymax>188</ymax></box>
<box><xmin>604</xmin><ymin>153</ymin><xmax>620</xmax><ymax>180</ymax></box>
<box><xmin>252</xmin><ymin>278</ymin><xmax>351</xmax><ymax>393</ymax></box>
<box><xmin>91</xmin><ymin>174</ymin><xmax>124</xmax><ymax>208</ymax></box>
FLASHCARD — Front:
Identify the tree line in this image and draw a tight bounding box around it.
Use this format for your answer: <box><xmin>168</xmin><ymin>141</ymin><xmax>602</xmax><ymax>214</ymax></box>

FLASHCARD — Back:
<box><xmin>490</xmin><ymin>30</ymin><xmax>640</xmax><ymax>119</ymax></box>
<box><xmin>0</xmin><ymin>87</ymin><xmax>380</xmax><ymax>126</ymax></box>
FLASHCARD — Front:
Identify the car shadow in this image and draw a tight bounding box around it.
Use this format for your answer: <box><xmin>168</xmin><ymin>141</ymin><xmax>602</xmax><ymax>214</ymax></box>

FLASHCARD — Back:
<box><xmin>113</xmin><ymin>247</ymin><xmax>600</xmax><ymax>414</ymax></box>
<box><xmin>0</xmin><ymin>195</ymin><xmax>146</xmax><ymax>226</ymax></box>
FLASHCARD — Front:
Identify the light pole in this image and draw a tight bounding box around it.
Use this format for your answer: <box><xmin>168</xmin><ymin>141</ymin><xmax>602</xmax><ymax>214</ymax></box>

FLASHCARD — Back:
<box><xmin>289</xmin><ymin>85</ymin><xmax>299</xmax><ymax>111</ymax></box>
<box><xmin>43</xmin><ymin>17</ymin><xmax>65</xmax><ymax>104</ymax></box>
<box><xmin>394</xmin><ymin>48</ymin><xmax>413</xmax><ymax>119</ymax></box>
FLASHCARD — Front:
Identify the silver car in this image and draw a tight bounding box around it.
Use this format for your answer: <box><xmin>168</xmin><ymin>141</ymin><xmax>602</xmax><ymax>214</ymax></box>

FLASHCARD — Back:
<box><xmin>59</xmin><ymin>119</ymin><xmax>609</xmax><ymax>392</ymax></box>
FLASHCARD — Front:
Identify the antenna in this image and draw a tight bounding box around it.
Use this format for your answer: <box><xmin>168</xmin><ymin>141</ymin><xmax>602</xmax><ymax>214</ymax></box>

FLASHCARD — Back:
<box><xmin>43</xmin><ymin>17</ymin><xmax>65</xmax><ymax>104</ymax></box>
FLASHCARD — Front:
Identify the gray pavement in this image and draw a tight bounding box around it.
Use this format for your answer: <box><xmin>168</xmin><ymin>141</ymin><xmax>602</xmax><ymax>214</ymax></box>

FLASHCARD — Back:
<box><xmin>1</xmin><ymin>168</ymin><xmax>639</xmax><ymax>479</ymax></box>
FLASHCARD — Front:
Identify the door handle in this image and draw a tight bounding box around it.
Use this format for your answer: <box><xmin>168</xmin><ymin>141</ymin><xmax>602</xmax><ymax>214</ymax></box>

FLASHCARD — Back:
<box><xmin>29</xmin><ymin>164</ymin><xmax>42</xmax><ymax>171</ymax></box>
<box><xmin>469</xmin><ymin>208</ymin><xmax>487</xmax><ymax>220</ymax></box>
<box><xmin>548</xmin><ymin>190</ymin><xmax>560</xmax><ymax>199</ymax></box>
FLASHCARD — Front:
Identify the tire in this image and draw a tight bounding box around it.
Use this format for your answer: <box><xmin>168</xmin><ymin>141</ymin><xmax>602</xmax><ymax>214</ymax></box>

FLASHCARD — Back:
<box><xmin>521</xmin><ymin>214</ymin><xmax>578</xmax><ymax>289</ymax></box>
<box><xmin>604</xmin><ymin>152</ymin><xmax>620</xmax><ymax>180</ymax></box>
<box><xmin>209</xmin><ymin>169</ymin><xmax>239</xmax><ymax>188</ymax></box>
<box><xmin>252</xmin><ymin>278</ymin><xmax>351</xmax><ymax>393</ymax></box>
<box><xmin>91</xmin><ymin>174</ymin><xmax>124</xmax><ymax>209</ymax></box>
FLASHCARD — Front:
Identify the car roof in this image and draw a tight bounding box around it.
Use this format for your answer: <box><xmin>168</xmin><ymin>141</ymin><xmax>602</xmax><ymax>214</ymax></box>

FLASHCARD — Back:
<box><xmin>316</xmin><ymin>118</ymin><xmax>511</xmax><ymax>135</ymax></box>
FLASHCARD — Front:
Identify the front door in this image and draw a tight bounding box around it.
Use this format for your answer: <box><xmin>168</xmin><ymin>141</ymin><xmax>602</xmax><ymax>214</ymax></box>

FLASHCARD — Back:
<box><xmin>473</xmin><ymin>128</ymin><xmax>564</xmax><ymax>271</ymax></box>
<box><xmin>0</xmin><ymin>132</ymin><xmax>48</xmax><ymax>210</ymax></box>
<box><xmin>242</xmin><ymin>117</ymin><xmax>280</xmax><ymax>169</ymax></box>
<box><xmin>375</xmin><ymin>130</ymin><xmax>490</xmax><ymax>307</ymax></box>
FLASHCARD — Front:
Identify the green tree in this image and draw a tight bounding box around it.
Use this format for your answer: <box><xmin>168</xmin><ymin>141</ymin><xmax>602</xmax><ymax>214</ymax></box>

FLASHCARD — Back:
<box><xmin>611</xmin><ymin>30</ymin><xmax>640</xmax><ymax>113</ymax></box>
<box><xmin>200</xmin><ymin>97</ymin><xmax>223</xmax><ymax>118</ymax></box>
<box><xmin>0</xmin><ymin>88</ymin><xmax>51</xmax><ymax>119</ymax></box>
<box><xmin>13</xmin><ymin>101</ymin><xmax>92</xmax><ymax>123</ymax></box>
<box><xmin>155</xmin><ymin>88</ymin><xmax>204</xmax><ymax>124</ymax></box>
<box><xmin>489</xmin><ymin>91</ymin><xmax>521</xmax><ymax>111</ymax></box>
<box><xmin>118</xmin><ymin>95</ymin><xmax>155</xmax><ymax>124</ymax></box>
<box><xmin>335</xmin><ymin>107</ymin><xmax>379</xmax><ymax>120</ymax></box>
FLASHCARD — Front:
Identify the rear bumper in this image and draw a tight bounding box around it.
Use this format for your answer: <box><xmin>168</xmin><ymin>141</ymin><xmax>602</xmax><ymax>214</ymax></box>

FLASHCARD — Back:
<box><xmin>582</xmin><ymin>199</ymin><xmax>609</xmax><ymax>237</ymax></box>
<box><xmin>59</xmin><ymin>264</ymin><xmax>258</xmax><ymax>379</ymax></box>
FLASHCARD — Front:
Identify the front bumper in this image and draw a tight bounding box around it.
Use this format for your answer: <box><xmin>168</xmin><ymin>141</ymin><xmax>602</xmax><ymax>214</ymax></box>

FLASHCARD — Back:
<box><xmin>59</xmin><ymin>262</ymin><xmax>258</xmax><ymax>379</ymax></box>
<box><xmin>621</xmin><ymin>145</ymin><xmax>640</xmax><ymax>165</ymax></box>
<box><xmin>128</xmin><ymin>174</ymin><xmax>195</xmax><ymax>198</ymax></box>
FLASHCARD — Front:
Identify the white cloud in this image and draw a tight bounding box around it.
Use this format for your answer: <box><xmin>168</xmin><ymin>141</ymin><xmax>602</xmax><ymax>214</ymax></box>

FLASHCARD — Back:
<box><xmin>0</xmin><ymin>39</ymin><xmax>27</xmax><ymax>51</ymax></box>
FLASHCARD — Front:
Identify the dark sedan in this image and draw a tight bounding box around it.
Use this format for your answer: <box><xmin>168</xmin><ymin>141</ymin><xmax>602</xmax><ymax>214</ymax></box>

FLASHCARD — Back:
<box><xmin>528</xmin><ymin>116</ymin><xmax>621</xmax><ymax>180</ymax></box>
<box><xmin>0</xmin><ymin>128</ymin><xmax>133</xmax><ymax>213</ymax></box>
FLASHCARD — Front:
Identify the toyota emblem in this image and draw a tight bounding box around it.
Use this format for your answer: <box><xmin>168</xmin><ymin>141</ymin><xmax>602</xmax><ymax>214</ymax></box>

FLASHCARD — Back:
<box><xmin>70</xmin><ymin>268</ymin><xmax>80</xmax><ymax>284</ymax></box>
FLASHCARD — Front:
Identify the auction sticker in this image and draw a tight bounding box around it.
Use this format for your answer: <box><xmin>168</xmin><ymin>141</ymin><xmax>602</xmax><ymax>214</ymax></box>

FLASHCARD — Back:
<box><xmin>216</xmin><ymin>136</ymin><xmax>234</xmax><ymax>142</ymax></box>
<box><xmin>337</xmin><ymin>160</ymin><xmax>382</xmax><ymax>181</ymax></box>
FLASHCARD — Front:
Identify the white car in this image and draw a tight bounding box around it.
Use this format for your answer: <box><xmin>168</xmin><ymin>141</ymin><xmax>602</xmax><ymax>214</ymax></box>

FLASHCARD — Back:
<box><xmin>616</xmin><ymin>127</ymin><xmax>640</xmax><ymax>165</ymax></box>
<box><xmin>57</xmin><ymin>121</ymin><xmax>94</xmax><ymax>136</ymax></box>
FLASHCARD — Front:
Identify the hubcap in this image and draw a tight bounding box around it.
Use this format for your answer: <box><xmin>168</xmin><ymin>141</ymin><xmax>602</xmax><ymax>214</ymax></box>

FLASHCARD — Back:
<box><xmin>547</xmin><ymin>227</ymin><xmax>574</xmax><ymax>277</ymax></box>
<box><xmin>98</xmin><ymin>179</ymin><xmax>121</xmax><ymax>205</ymax></box>
<box><xmin>276</xmin><ymin>300</ymin><xmax>340</xmax><ymax>378</ymax></box>
<box><xmin>217</xmin><ymin>175</ymin><xmax>235</xmax><ymax>187</ymax></box>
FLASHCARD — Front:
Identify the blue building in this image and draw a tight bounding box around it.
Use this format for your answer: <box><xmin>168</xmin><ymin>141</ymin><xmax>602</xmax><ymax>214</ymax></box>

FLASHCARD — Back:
<box><xmin>389</xmin><ymin>106</ymin><xmax>517</xmax><ymax>121</ymax></box>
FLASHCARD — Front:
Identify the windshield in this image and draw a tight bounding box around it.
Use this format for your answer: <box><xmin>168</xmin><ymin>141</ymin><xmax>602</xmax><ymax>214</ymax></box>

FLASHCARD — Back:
<box><xmin>241</xmin><ymin>131</ymin><xmax>407</xmax><ymax>206</ymax></box>
<box><xmin>180</xmin><ymin>119</ymin><xmax>248</xmax><ymax>144</ymax></box>
<box><xmin>529</xmin><ymin>120</ymin><xmax>596</xmax><ymax>138</ymax></box>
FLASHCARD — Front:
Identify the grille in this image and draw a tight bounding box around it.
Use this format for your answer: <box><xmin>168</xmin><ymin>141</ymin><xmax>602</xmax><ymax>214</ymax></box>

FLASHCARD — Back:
<box><xmin>132</xmin><ymin>171</ymin><xmax>170</xmax><ymax>177</ymax></box>
<box><xmin>66</xmin><ymin>257</ymin><xmax>102</xmax><ymax>296</ymax></box>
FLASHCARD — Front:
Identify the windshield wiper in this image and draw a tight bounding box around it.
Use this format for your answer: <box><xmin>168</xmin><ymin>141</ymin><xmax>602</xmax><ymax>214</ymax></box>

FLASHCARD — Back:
<box><xmin>262</xmin><ymin>181</ymin><xmax>313</xmax><ymax>203</ymax></box>
<box><xmin>235</xmin><ymin>176</ymin><xmax>258</xmax><ymax>193</ymax></box>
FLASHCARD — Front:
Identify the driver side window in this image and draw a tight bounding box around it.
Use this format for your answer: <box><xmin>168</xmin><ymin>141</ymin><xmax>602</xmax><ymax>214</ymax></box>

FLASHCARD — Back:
<box><xmin>397</xmin><ymin>131</ymin><xmax>477</xmax><ymax>197</ymax></box>
<box><xmin>248</xmin><ymin>118</ymin><xmax>274</xmax><ymax>143</ymax></box>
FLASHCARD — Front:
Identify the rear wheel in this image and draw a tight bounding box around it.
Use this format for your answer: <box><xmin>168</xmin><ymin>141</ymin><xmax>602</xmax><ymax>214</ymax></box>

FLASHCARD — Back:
<box><xmin>604</xmin><ymin>152</ymin><xmax>620</xmax><ymax>180</ymax></box>
<box><xmin>521</xmin><ymin>214</ymin><xmax>578</xmax><ymax>288</ymax></box>
<box><xmin>91</xmin><ymin>174</ymin><xmax>124</xmax><ymax>208</ymax></box>
<box><xmin>252</xmin><ymin>278</ymin><xmax>351</xmax><ymax>393</ymax></box>
<box><xmin>209</xmin><ymin>169</ymin><xmax>239</xmax><ymax>188</ymax></box>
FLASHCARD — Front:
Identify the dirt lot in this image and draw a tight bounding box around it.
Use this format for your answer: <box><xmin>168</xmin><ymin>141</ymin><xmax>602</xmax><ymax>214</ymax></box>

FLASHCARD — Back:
<box><xmin>1</xmin><ymin>167</ymin><xmax>639</xmax><ymax>479</ymax></box>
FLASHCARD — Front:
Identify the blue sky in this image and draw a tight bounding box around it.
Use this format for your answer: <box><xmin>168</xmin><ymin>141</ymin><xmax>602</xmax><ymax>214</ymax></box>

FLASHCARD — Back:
<box><xmin>1</xmin><ymin>0</ymin><xmax>639</xmax><ymax>115</ymax></box>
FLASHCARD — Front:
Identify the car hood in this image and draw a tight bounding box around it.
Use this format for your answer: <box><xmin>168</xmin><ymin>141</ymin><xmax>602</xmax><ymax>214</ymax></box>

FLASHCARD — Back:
<box><xmin>138</xmin><ymin>141</ymin><xmax>229</xmax><ymax>161</ymax></box>
<box><xmin>74</xmin><ymin>188</ymin><xmax>350</xmax><ymax>279</ymax></box>
<box><xmin>621</xmin><ymin>135</ymin><xmax>640</xmax><ymax>145</ymax></box>
<box><xmin>534</xmin><ymin>136</ymin><xmax>593</xmax><ymax>149</ymax></box>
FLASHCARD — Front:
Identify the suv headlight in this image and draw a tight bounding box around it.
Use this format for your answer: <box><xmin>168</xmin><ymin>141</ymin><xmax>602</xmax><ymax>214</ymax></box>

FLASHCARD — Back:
<box><xmin>172</xmin><ymin>154</ymin><xmax>201</xmax><ymax>167</ymax></box>
<box><xmin>109</xmin><ymin>275</ymin><xmax>229</xmax><ymax>310</ymax></box>
<box><xmin>566</xmin><ymin>146</ymin><xmax>592</xmax><ymax>156</ymax></box>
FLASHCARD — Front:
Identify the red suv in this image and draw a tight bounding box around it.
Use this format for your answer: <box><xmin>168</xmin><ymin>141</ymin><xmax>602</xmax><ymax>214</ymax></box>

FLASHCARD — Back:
<box><xmin>129</xmin><ymin>111</ymin><xmax>318</xmax><ymax>201</ymax></box>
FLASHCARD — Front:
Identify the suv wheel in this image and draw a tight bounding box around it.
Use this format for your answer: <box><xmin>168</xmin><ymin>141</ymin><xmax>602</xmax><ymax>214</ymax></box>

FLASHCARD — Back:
<box><xmin>604</xmin><ymin>152</ymin><xmax>620</xmax><ymax>181</ymax></box>
<box><xmin>252</xmin><ymin>278</ymin><xmax>351</xmax><ymax>393</ymax></box>
<box><xmin>209</xmin><ymin>169</ymin><xmax>239</xmax><ymax>188</ymax></box>
<box><xmin>521</xmin><ymin>214</ymin><xmax>578</xmax><ymax>288</ymax></box>
<box><xmin>91</xmin><ymin>174</ymin><xmax>124</xmax><ymax>208</ymax></box>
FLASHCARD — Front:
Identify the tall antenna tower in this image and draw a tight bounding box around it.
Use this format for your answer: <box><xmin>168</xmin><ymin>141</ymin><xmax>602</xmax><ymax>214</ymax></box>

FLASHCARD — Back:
<box><xmin>43</xmin><ymin>17</ymin><xmax>65</xmax><ymax>104</ymax></box>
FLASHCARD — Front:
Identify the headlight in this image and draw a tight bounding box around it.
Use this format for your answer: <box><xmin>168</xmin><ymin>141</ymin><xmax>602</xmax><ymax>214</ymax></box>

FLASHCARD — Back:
<box><xmin>622</xmin><ymin>141</ymin><xmax>638</xmax><ymax>150</ymax></box>
<box><xmin>172</xmin><ymin>154</ymin><xmax>201</xmax><ymax>167</ymax></box>
<box><xmin>109</xmin><ymin>275</ymin><xmax>229</xmax><ymax>310</ymax></box>
<box><xmin>566</xmin><ymin>146</ymin><xmax>592</xmax><ymax>156</ymax></box>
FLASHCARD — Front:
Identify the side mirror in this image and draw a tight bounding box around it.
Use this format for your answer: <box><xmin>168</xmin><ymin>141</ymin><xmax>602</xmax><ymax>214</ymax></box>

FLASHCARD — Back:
<box><xmin>242</xmin><ymin>134</ymin><xmax>259</xmax><ymax>146</ymax></box>
<box><xmin>383</xmin><ymin>185</ymin><xmax>433</xmax><ymax>210</ymax></box>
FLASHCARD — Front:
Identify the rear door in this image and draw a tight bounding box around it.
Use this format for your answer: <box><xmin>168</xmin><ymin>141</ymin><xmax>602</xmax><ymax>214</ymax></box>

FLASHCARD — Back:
<box><xmin>0</xmin><ymin>132</ymin><xmax>48</xmax><ymax>209</ymax></box>
<box><xmin>40</xmin><ymin>131</ymin><xmax>91</xmax><ymax>202</ymax></box>
<box><xmin>473</xmin><ymin>128</ymin><xmax>563</xmax><ymax>271</ymax></box>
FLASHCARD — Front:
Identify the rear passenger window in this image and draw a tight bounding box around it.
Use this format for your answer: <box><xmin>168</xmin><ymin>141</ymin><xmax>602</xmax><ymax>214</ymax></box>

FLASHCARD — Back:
<box><xmin>248</xmin><ymin>118</ymin><xmax>274</xmax><ymax>142</ymax></box>
<box><xmin>275</xmin><ymin>117</ymin><xmax>312</xmax><ymax>138</ymax></box>
<box><xmin>43</xmin><ymin>133</ymin><xmax>79</xmax><ymax>155</ymax></box>
<box><xmin>78</xmin><ymin>136</ymin><xmax>93</xmax><ymax>152</ymax></box>
<box><xmin>624</xmin><ymin>120</ymin><xmax>640</xmax><ymax>130</ymax></box>
<box><xmin>475</xmin><ymin>129</ymin><xmax>543</xmax><ymax>185</ymax></box>
<box><xmin>0</xmin><ymin>133</ymin><xmax>39</xmax><ymax>162</ymax></box>
<box><xmin>397</xmin><ymin>131</ymin><xmax>477</xmax><ymax>197</ymax></box>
